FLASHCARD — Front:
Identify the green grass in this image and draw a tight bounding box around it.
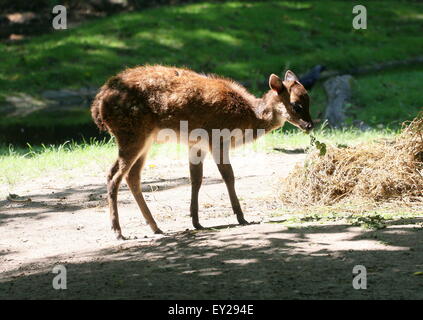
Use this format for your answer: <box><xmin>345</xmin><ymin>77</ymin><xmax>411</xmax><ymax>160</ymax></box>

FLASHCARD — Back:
<box><xmin>1</xmin><ymin>0</ymin><xmax>423</xmax><ymax>128</ymax></box>
<box><xmin>268</xmin><ymin>210</ymin><xmax>423</xmax><ymax>230</ymax></box>
<box><xmin>309</xmin><ymin>67</ymin><xmax>423</xmax><ymax>127</ymax></box>
<box><xmin>0</xmin><ymin>109</ymin><xmax>91</xmax><ymax>127</ymax></box>
<box><xmin>0</xmin><ymin>128</ymin><xmax>399</xmax><ymax>193</ymax></box>
<box><xmin>256</xmin><ymin>126</ymin><xmax>399</xmax><ymax>150</ymax></box>
<box><xmin>351</xmin><ymin>68</ymin><xmax>423</xmax><ymax>126</ymax></box>
<box><xmin>0</xmin><ymin>139</ymin><xmax>117</xmax><ymax>190</ymax></box>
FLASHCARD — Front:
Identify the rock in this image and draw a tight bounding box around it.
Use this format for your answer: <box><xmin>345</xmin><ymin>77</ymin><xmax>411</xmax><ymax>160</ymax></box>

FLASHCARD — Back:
<box><xmin>2</xmin><ymin>93</ymin><xmax>47</xmax><ymax>117</ymax></box>
<box><xmin>42</xmin><ymin>89</ymin><xmax>79</xmax><ymax>100</ymax></box>
<box><xmin>42</xmin><ymin>87</ymin><xmax>98</xmax><ymax>105</ymax></box>
<box><xmin>323</xmin><ymin>75</ymin><xmax>353</xmax><ymax>128</ymax></box>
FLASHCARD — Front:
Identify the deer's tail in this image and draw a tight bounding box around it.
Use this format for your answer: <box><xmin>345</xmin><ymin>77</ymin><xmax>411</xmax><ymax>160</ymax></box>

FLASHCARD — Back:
<box><xmin>90</xmin><ymin>93</ymin><xmax>108</xmax><ymax>132</ymax></box>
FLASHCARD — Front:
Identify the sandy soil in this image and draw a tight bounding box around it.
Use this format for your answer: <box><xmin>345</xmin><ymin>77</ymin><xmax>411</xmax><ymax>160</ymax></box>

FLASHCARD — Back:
<box><xmin>1</xmin><ymin>152</ymin><xmax>423</xmax><ymax>299</ymax></box>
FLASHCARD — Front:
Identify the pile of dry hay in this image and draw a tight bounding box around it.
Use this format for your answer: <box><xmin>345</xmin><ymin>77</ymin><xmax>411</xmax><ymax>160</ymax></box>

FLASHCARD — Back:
<box><xmin>280</xmin><ymin>115</ymin><xmax>423</xmax><ymax>206</ymax></box>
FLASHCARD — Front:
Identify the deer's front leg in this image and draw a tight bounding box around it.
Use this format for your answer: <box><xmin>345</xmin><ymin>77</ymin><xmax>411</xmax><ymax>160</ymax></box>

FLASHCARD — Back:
<box><xmin>211</xmin><ymin>141</ymin><xmax>248</xmax><ymax>226</ymax></box>
<box><xmin>189</xmin><ymin>147</ymin><xmax>206</xmax><ymax>229</ymax></box>
<box><xmin>215</xmin><ymin>162</ymin><xmax>249</xmax><ymax>225</ymax></box>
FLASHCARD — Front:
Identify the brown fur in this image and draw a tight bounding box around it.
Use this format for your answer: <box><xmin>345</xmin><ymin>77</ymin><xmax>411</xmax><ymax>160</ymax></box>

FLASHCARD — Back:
<box><xmin>91</xmin><ymin>65</ymin><xmax>312</xmax><ymax>239</ymax></box>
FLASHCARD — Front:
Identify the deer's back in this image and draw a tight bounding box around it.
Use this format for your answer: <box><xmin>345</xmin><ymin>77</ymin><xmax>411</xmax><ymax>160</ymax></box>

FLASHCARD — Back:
<box><xmin>95</xmin><ymin>65</ymin><xmax>259</xmax><ymax>134</ymax></box>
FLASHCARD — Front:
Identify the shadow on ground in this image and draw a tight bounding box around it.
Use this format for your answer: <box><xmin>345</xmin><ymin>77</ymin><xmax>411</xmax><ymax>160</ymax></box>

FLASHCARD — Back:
<box><xmin>1</xmin><ymin>219</ymin><xmax>423</xmax><ymax>299</ymax></box>
<box><xmin>0</xmin><ymin>175</ymin><xmax>229</xmax><ymax>226</ymax></box>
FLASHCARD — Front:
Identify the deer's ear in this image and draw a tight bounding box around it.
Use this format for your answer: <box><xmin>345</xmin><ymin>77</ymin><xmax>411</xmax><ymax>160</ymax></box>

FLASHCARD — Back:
<box><xmin>284</xmin><ymin>70</ymin><xmax>299</xmax><ymax>82</ymax></box>
<box><xmin>269</xmin><ymin>74</ymin><xmax>284</xmax><ymax>93</ymax></box>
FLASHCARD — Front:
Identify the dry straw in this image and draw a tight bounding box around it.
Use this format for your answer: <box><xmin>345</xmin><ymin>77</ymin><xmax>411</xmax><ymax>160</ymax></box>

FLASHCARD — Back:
<box><xmin>280</xmin><ymin>114</ymin><xmax>423</xmax><ymax>207</ymax></box>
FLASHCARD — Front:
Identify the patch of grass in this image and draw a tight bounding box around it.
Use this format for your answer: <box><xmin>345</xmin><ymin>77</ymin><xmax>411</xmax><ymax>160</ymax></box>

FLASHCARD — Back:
<box><xmin>268</xmin><ymin>209</ymin><xmax>423</xmax><ymax>230</ymax></box>
<box><xmin>246</xmin><ymin>126</ymin><xmax>399</xmax><ymax>152</ymax></box>
<box><xmin>0</xmin><ymin>136</ymin><xmax>194</xmax><ymax>195</ymax></box>
<box><xmin>351</xmin><ymin>68</ymin><xmax>423</xmax><ymax>126</ymax></box>
<box><xmin>0</xmin><ymin>109</ymin><xmax>91</xmax><ymax>127</ymax></box>
<box><xmin>347</xmin><ymin>214</ymin><xmax>387</xmax><ymax>230</ymax></box>
<box><xmin>1</xmin><ymin>0</ymin><xmax>423</xmax><ymax>128</ymax></box>
<box><xmin>307</xmin><ymin>67</ymin><xmax>423</xmax><ymax>128</ymax></box>
<box><xmin>0</xmin><ymin>128</ymin><xmax>400</xmax><ymax>195</ymax></box>
<box><xmin>0</xmin><ymin>139</ymin><xmax>116</xmax><ymax>191</ymax></box>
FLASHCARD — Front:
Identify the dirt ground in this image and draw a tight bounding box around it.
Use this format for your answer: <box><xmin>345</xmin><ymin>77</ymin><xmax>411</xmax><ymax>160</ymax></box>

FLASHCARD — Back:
<box><xmin>1</xmin><ymin>152</ymin><xmax>423</xmax><ymax>299</ymax></box>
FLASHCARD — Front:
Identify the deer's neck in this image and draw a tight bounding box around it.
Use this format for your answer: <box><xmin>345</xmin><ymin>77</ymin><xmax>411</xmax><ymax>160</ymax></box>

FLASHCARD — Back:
<box><xmin>227</xmin><ymin>82</ymin><xmax>284</xmax><ymax>132</ymax></box>
<box><xmin>251</xmin><ymin>91</ymin><xmax>284</xmax><ymax>132</ymax></box>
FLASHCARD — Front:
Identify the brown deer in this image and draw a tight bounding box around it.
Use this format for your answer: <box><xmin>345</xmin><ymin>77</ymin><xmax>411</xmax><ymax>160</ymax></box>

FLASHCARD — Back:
<box><xmin>91</xmin><ymin>65</ymin><xmax>313</xmax><ymax>239</ymax></box>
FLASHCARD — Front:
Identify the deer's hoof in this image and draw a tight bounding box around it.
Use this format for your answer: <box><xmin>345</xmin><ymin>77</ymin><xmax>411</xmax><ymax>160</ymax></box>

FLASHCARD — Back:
<box><xmin>193</xmin><ymin>222</ymin><xmax>204</xmax><ymax>230</ymax></box>
<box><xmin>237</xmin><ymin>217</ymin><xmax>249</xmax><ymax>225</ymax></box>
<box><xmin>115</xmin><ymin>233</ymin><xmax>126</xmax><ymax>240</ymax></box>
<box><xmin>112</xmin><ymin>227</ymin><xmax>126</xmax><ymax>240</ymax></box>
<box><xmin>154</xmin><ymin>228</ymin><xmax>164</xmax><ymax>234</ymax></box>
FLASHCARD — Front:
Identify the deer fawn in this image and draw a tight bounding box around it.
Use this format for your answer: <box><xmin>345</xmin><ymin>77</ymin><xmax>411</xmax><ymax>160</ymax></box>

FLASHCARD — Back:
<box><xmin>91</xmin><ymin>65</ymin><xmax>313</xmax><ymax>239</ymax></box>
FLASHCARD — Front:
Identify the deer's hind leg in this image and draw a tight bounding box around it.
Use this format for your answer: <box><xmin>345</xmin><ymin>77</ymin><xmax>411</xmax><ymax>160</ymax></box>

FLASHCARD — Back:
<box><xmin>125</xmin><ymin>143</ymin><xmax>163</xmax><ymax>235</ymax></box>
<box><xmin>107</xmin><ymin>133</ymin><xmax>150</xmax><ymax>240</ymax></box>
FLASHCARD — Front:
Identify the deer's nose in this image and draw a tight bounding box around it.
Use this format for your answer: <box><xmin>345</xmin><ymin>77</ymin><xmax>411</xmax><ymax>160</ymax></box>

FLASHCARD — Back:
<box><xmin>305</xmin><ymin>122</ymin><xmax>314</xmax><ymax>131</ymax></box>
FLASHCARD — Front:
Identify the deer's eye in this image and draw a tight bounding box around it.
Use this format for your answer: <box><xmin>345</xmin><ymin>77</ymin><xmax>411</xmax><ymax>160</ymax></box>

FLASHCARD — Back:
<box><xmin>292</xmin><ymin>103</ymin><xmax>302</xmax><ymax>113</ymax></box>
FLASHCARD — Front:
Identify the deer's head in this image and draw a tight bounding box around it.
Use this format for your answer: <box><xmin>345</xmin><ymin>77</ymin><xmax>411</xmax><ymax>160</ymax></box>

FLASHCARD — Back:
<box><xmin>268</xmin><ymin>70</ymin><xmax>313</xmax><ymax>132</ymax></box>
